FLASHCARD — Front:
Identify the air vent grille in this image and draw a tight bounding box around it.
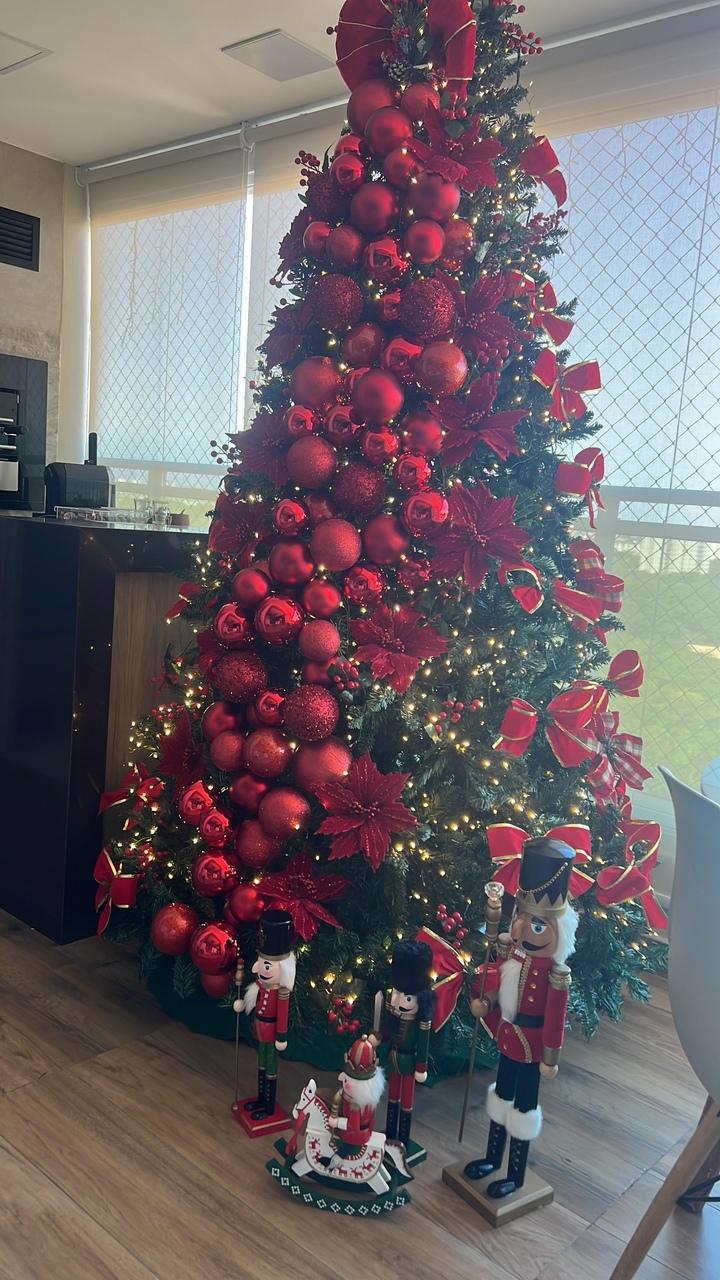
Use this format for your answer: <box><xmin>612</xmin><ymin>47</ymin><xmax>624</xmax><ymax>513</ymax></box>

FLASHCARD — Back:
<box><xmin>0</xmin><ymin>206</ymin><xmax>40</xmax><ymax>271</ymax></box>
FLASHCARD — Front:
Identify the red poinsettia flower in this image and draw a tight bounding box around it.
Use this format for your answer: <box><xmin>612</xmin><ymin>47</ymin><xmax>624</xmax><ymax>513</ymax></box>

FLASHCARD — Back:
<box><xmin>257</xmin><ymin>851</ymin><xmax>350</xmax><ymax>941</ymax></box>
<box><xmin>196</xmin><ymin>628</ymin><xmax>224</xmax><ymax>675</ymax></box>
<box><xmin>314</xmin><ymin>754</ymin><xmax>417</xmax><ymax>872</ymax></box>
<box><xmin>350</xmin><ymin>604</ymin><xmax>448</xmax><ymax>694</ymax></box>
<box><xmin>207</xmin><ymin>489</ymin><xmax>271</xmax><ymax>555</ymax></box>
<box><xmin>261</xmin><ymin>300</ymin><xmax>313</xmax><ymax>370</ymax></box>
<box><xmin>228</xmin><ymin>409</ymin><xmax>290</xmax><ymax>488</ymax></box>
<box><xmin>270</xmin><ymin>207</ymin><xmax>312</xmax><ymax>286</ymax></box>
<box><xmin>432</xmin><ymin>483</ymin><xmax>529</xmax><ymax>590</ymax></box>
<box><xmin>439</xmin><ymin>272</ymin><xmax>525</xmax><ymax>367</ymax></box>
<box><xmin>408</xmin><ymin>105</ymin><xmax>504</xmax><ymax>192</ymax></box>
<box><xmin>157</xmin><ymin>709</ymin><xmax>205</xmax><ymax>798</ymax></box>
<box><xmin>438</xmin><ymin>374</ymin><xmax>527</xmax><ymax>465</ymax></box>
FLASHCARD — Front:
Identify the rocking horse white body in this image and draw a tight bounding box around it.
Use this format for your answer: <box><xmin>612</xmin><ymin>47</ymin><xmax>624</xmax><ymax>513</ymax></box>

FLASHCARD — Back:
<box><xmin>289</xmin><ymin>1079</ymin><xmax>412</xmax><ymax>1194</ymax></box>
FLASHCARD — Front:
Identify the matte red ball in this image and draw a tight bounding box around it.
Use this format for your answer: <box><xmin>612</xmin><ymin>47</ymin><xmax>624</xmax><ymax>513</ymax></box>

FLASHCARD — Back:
<box><xmin>273</xmin><ymin>498</ymin><xmax>309</xmax><ymax>537</ymax></box>
<box><xmin>305</xmin><ymin>492</ymin><xmax>337</xmax><ymax>524</ymax></box>
<box><xmin>309</xmin><ymin>274</ymin><xmax>364</xmax><ymax>332</ymax></box>
<box><xmin>302</xmin><ymin>220</ymin><xmax>331</xmax><ymax>259</ymax></box>
<box><xmin>331</xmin><ymin>151</ymin><xmax>365</xmax><ymax>191</ymax></box>
<box><xmin>363</xmin><ymin>235</ymin><xmax>406</xmax><ymax>285</ymax></box>
<box><xmin>343</xmin><ymin>564</ymin><xmax>386</xmax><ymax>606</ymax></box>
<box><xmin>330</xmin><ymin>464</ymin><xmax>386</xmax><ymax>517</ymax></box>
<box><xmin>294</xmin><ymin>737</ymin><xmax>353</xmax><ymax>790</ymax></box>
<box><xmin>334</xmin><ymin>133</ymin><xmax>364</xmax><ymax>158</ymax></box>
<box><xmin>363</xmin><ymin>513</ymin><xmax>409</xmax><ymax>564</ymax></box>
<box><xmin>404</xmin><ymin>219</ymin><xmax>446</xmax><ymax>264</ymax></box>
<box><xmin>283</xmin><ymin>685</ymin><xmax>340</xmax><ymax>741</ymax></box>
<box><xmin>268</xmin><ymin>539</ymin><xmax>315</xmax><ymax>587</ymax></box>
<box><xmin>415</xmin><ymin>341</ymin><xmax>468</xmax><ymax>394</ymax></box>
<box><xmin>302</xmin><ymin>660</ymin><xmax>333</xmax><ymax>686</ymax></box>
<box><xmin>383</xmin><ymin>147</ymin><xmax>422</xmax><ymax>188</ymax></box>
<box><xmin>342</xmin><ymin>321</ymin><xmax>384</xmax><ymax>368</ymax></box>
<box><xmin>361</xmin><ymin>429</ymin><xmax>400</xmax><ymax>466</ymax></box>
<box><xmin>412</xmin><ymin>173</ymin><xmax>461</xmax><ymax>221</ymax></box>
<box><xmin>284</xmin><ymin>404</ymin><xmax>317</xmax><ymax>437</ymax></box>
<box><xmin>202</xmin><ymin>700</ymin><xmax>244</xmax><ymax>741</ymax></box>
<box><xmin>309</xmin><ymin>517</ymin><xmax>362</xmax><ymax>572</ymax></box>
<box><xmin>198</xmin><ymin>807</ymin><xmax>232</xmax><ymax>848</ymax></box>
<box><xmin>287</xmin><ymin>436</ymin><xmax>338</xmax><ymax>488</ymax></box>
<box><xmin>227</xmin><ymin>882</ymin><xmax>266</xmax><ymax>924</ymax></box>
<box><xmin>401</xmin><ymin>80</ymin><xmax>441</xmax><ymax>123</ymax></box>
<box><xmin>201</xmin><ymin>970</ymin><xmax>236</xmax><ymax>999</ymax></box>
<box><xmin>178</xmin><ymin>780</ymin><xmax>214</xmax><ymax>825</ymax></box>
<box><xmin>364</xmin><ymin>107</ymin><xmax>413</xmax><ymax>158</ymax></box>
<box><xmin>258</xmin><ymin>787</ymin><xmax>311</xmax><ymax>839</ymax></box>
<box><xmin>189</xmin><ymin>920</ymin><xmax>238</xmax><ymax>974</ymax></box>
<box><xmin>214</xmin><ymin>603</ymin><xmax>253</xmax><ymax>649</ymax></box>
<box><xmin>302</xmin><ymin>578</ymin><xmax>342</xmax><ymax>618</ymax></box>
<box><xmin>192</xmin><ymin>850</ymin><xmax>238</xmax><ymax>897</ymax></box>
<box><xmin>327</xmin><ymin>224</ymin><xmax>366</xmax><ymax>269</ymax></box>
<box><xmin>299</xmin><ymin>619</ymin><xmax>341</xmax><ymax>662</ymax></box>
<box><xmin>350</xmin><ymin>183</ymin><xmax>399</xmax><ymax>236</ymax></box>
<box><xmin>235</xmin><ymin>819</ymin><xmax>283</xmax><ymax>870</ymax></box>
<box><xmin>380</xmin><ymin>336</ymin><xmax>423</xmax><ymax>383</ymax></box>
<box><xmin>398</xmin><ymin>277</ymin><xmax>456</xmax><ymax>340</ymax></box>
<box><xmin>150</xmin><ymin>903</ymin><xmax>200</xmax><ymax>956</ymax></box>
<box><xmin>243</xmin><ymin>728</ymin><xmax>293</xmax><ymax>778</ymax></box>
<box><xmin>393</xmin><ymin>452</ymin><xmax>432</xmax><ymax>490</ymax></box>
<box><xmin>231</xmin><ymin>567</ymin><xmax>271</xmax><ymax>609</ymax></box>
<box><xmin>254</xmin><ymin>690</ymin><xmax>286</xmax><ymax>726</ymax></box>
<box><xmin>254</xmin><ymin>596</ymin><xmax>305</xmax><ymax>645</ymax></box>
<box><xmin>347</xmin><ymin>79</ymin><xmax>396</xmax><ymax>133</ymax></box>
<box><xmin>213</xmin><ymin>651</ymin><xmax>268</xmax><ymax>704</ymax></box>
<box><xmin>209</xmin><ymin>729</ymin><xmax>246</xmax><ymax>774</ymax></box>
<box><xmin>323</xmin><ymin>404</ymin><xmax>359</xmax><ymax>447</ymax></box>
<box><xmin>402</xmin><ymin>490</ymin><xmax>450</xmax><ymax>537</ymax></box>
<box><xmin>229</xmin><ymin>771</ymin><xmax>269</xmax><ymax>814</ymax></box>
<box><xmin>352</xmin><ymin>368</ymin><xmax>404</xmax><ymax>423</ymax></box>
<box><xmin>401</xmin><ymin>409</ymin><xmax>444</xmax><ymax>457</ymax></box>
<box><xmin>440</xmin><ymin>217</ymin><xmax>476</xmax><ymax>270</ymax></box>
<box><xmin>290</xmin><ymin>357</ymin><xmax>342</xmax><ymax>409</ymax></box>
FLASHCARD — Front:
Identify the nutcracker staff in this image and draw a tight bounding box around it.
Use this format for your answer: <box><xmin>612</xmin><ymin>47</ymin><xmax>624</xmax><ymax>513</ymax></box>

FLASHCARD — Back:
<box><xmin>369</xmin><ymin>940</ymin><xmax>435</xmax><ymax>1150</ymax></box>
<box><xmin>464</xmin><ymin>837</ymin><xmax>578</xmax><ymax>1199</ymax></box>
<box><xmin>323</xmin><ymin>1035</ymin><xmax>386</xmax><ymax>1169</ymax></box>
<box><xmin>233</xmin><ymin>909</ymin><xmax>296</xmax><ymax>1124</ymax></box>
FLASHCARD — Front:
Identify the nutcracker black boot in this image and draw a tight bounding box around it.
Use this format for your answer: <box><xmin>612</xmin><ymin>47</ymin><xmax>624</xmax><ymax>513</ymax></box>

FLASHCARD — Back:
<box><xmin>244</xmin><ymin>1068</ymin><xmax>266</xmax><ymax>1113</ymax></box>
<box><xmin>487</xmin><ymin>1137</ymin><xmax>530</xmax><ymax>1198</ymax></box>
<box><xmin>385</xmin><ymin>1098</ymin><xmax>400</xmax><ymax>1140</ymax></box>
<box><xmin>463</xmin><ymin>1120</ymin><xmax>507</xmax><ymax>1181</ymax></box>
<box><xmin>398</xmin><ymin>1108</ymin><xmax>413</xmax><ymax>1150</ymax></box>
<box><xmin>259</xmin><ymin>1073</ymin><xmax>278</xmax><ymax>1120</ymax></box>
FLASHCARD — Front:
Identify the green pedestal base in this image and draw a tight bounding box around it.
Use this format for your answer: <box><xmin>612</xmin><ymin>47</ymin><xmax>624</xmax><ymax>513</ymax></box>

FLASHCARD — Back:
<box><xmin>267</xmin><ymin>1139</ymin><xmax>412</xmax><ymax>1216</ymax></box>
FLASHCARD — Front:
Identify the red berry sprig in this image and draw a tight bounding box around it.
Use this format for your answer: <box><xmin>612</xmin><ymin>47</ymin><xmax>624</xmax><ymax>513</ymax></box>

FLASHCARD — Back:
<box><xmin>328</xmin><ymin>994</ymin><xmax>361</xmax><ymax>1036</ymax></box>
<box><xmin>436</xmin><ymin>904</ymin><xmax>469</xmax><ymax>945</ymax></box>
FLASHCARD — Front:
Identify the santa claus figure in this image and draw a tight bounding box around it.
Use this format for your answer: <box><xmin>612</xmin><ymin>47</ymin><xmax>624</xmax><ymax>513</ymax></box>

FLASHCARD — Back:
<box><xmin>325</xmin><ymin>1035</ymin><xmax>386</xmax><ymax>1169</ymax></box>
<box><xmin>234</xmin><ymin>909</ymin><xmax>296</xmax><ymax>1122</ymax></box>
<box><xmin>464</xmin><ymin>837</ymin><xmax>578</xmax><ymax>1198</ymax></box>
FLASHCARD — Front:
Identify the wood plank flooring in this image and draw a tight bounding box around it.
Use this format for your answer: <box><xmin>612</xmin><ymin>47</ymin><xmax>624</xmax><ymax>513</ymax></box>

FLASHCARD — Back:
<box><xmin>0</xmin><ymin>907</ymin><xmax>713</xmax><ymax>1280</ymax></box>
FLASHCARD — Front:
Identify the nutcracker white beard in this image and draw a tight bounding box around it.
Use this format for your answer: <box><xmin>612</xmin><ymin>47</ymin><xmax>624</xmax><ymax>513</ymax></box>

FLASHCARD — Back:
<box><xmin>498</xmin><ymin>958</ymin><xmax>523</xmax><ymax>1023</ymax></box>
<box><xmin>554</xmin><ymin>905</ymin><xmax>579</xmax><ymax>964</ymax></box>
<box><xmin>339</xmin><ymin>1067</ymin><xmax>387</xmax><ymax>1110</ymax></box>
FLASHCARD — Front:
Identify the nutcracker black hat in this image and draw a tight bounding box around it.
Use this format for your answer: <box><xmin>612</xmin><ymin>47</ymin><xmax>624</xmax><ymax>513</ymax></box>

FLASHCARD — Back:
<box><xmin>257</xmin><ymin>909</ymin><xmax>294</xmax><ymax>960</ymax></box>
<box><xmin>515</xmin><ymin>837</ymin><xmax>575</xmax><ymax>919</ymax></box>
<box><xmin>391</xmin><ymin>939</ymin><xmax>433</xmax><ymax>995</ymax></box>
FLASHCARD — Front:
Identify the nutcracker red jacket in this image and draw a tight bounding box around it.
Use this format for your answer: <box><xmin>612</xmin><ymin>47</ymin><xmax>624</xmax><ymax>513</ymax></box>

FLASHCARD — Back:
<box><xmin>472</xmin><ymin>949</ymin><xmax>571</xmax><ymax>1066</ymax></box>
<box><xmin>253</xmin><ymin>984</ymin><xmax>290</xmax><ymax>1044</ymax></box>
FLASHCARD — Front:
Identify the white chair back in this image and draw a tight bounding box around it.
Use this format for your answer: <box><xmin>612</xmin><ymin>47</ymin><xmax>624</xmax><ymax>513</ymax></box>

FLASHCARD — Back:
<box><xmin>661</xmin><ymin>767</ymin><xmax>720</xmax><ymax>1104</ymax></box>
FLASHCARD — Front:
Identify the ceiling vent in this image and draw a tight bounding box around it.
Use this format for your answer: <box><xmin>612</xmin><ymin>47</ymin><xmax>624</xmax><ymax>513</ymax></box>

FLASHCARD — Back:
<box><xmin>221</xmin><ymin>30</ymin><xmax>333</xmax><ymax>81</ymax></box>
<box><xmin>0</xmin><ymin>31</ymin><xmax>51</xmax><ymax>76</ymax></box>
<box><xmin>0</xmin><ymin>208</ymin><xmax>40</xmax><ymax>271</ymax></box>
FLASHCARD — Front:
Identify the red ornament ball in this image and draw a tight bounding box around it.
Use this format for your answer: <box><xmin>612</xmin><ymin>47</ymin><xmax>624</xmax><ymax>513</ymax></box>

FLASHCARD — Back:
<box><xmin>235</xmin><ymin>819</ymin><xmax>283</xmax><ymax>870</ymax></box>
<box><xmin>415</xmin><ymin>341</ymin><xmax>468</xmax><ymax>395</ymax></box>
<box><xmin>402</xmin><ymin>490</ymin><xmax>450</xmax><ymax>537</ymax></box>
<box><xmin>302</xmin><ymin>578</ymin><xmax>342</xmax><ymax>618</ymax></box>
<box><xmin>401</xmin><ymin>81</ymin><xmax>441</xmax><ymax>123</ymax></box>
<box><xmin>284</xmin><ymin>404</ymin><xmax>317</xmax><ymax>437</ymax></box>
<box><xmin>254</xmin><ymin>596</ymin><xmax>305</xmax><ymax>645</ymax></box>
<box><xmin>201</xmin><ymin>971</ymin><xmax>236</xmax><ymax>999</ymax></box>
<box><xmin>273</xmin><ymin>498</ymin><xmax>309</xmax><ymax>537</ymax></box>
<box><xmin>287</xmin><ymin>436</ymin><xmax>338</xmax><ymax>488</ymax></box>
<box><xmin>254</xmin><ymin>690</ymin><xmax>286</xmax><ymax>726</ymax></box>
<box><xmin>440</xmin><ymin>218</ymin><xmax>476</xmax><ymax>270</ymax></box>
<box><xmin>393</xmin><ymin>453</ymin><xmax>432</xmax><ymax>490</ymax></box>
<box><xmin>290</xmin><ymin>357</ymin><xmax>342</xmax><ymax>409</ymax></box>
<box><xmin>331</xmin><ymin>464</ymin><xmax>386</xmax><ymax>517</ymax></box>
<box><xmin>258</xmin><ymin>786</ymin><xmax>311</xmax><ymax>839</ymax></box>
<box><xmin>268</xmin><ymin>539</ymin><xmax>315</xmax><ymax>587</ymax></box>
<box><xmin>398</xmin><ymin>555</ymin><xmax>432</xmax><ymax>591</ymax></box>
<box><xmin>309</xmin><ymin>274</ymin><xmax>364</xmax><ymax>332</ymax></box>
<box><xmin>305</xmin><ymin>493</ymin><xmax>336</xmax><ymax>524</ymax></box>
<box><xmin>178</xmin><ymin>780</ymin><xmax>214</xmax><ymax>825</ymax></box>
<box><xmin>209</xmin><ymin>729</ymin><xmax>246</xmax><ymax>774</ymax></box>
<box><xmin>305</xmin><ymin>172</ymin><xmax>349</xmax><ymax>222</ymax></box>
<box><xmin>202</xmin><ymin>700</ymin><xmax>244</xmax><ymax>742</ymax></box>
<box><xmin>330</xmin><ymin>151</ymin><xmax>365</xmax><ymax>192</ymax></box>
<box><xmin>213</xmin><ymin>603</ymin><xmax>253</xmax><ymax>649</ymax></box>
<box><xmin>309</xmin><ymin>517</ymin><xmax>363</xmax><ymax>572</ymax></box>
<box><xmin>399</xmin><ymin>277</ymin><xmax>456</xmax><ymax>340</ymax></box>
<box><xmin>299</xmin><ymin>619</ymin><xmax>341</xmax><ymax>663</ymax></box>
<box><xmin>227</xmin><ymin>882</ymin><xmax>265</xmax><ymax>924</ymax></box>
<box><xmin>352</xmin><ymin>368</ymin><xmax>404</xmax><ymax>423</ymax></box>
<box><xmin>348</xmin><ymin>78</ymin><xmax>396</xmax><ymax>133</ymax></box>
<box><xmin>213</xmin><ymin>651</ymin><xmax>268</xmax><ymax>704</ymax></box>
<box><xmin>302</xmin><ymin>220</ymin><xmax>331</xmax><ymax>259</ymax></box>
<box><xmin>327</xmin><ymin>224</ymin><xmax>366</xmax><ymax>269</ymax></box>
<box><xmin>192</xmin><ymin>850</ymin><xmax>238</xmax><ymax>897</ymax></box>
<box><xmin>380</xmin><ymin>336</ymin><xmax>423</xmax><ymax>383</ymax></box>
<box><xmin>231</xmin><ymin>567</ymin><xmax>271</xmax><ymax>610</ymax></box>
<box><xmin>383</xmin><ymin>146</ymin><xmax>422</xmax><ymax>188</ymax></box>
<box><xmin>413</xmin><ymin>173</ymin><xmax>461</xmax><ymax>221</ymax></box>
<box><xmin>361</xmin><ymin>428</ymin><xmax>400</xmax><ymax>466</ymax></box>
<box><xmin>342</xmin><ymin>321</ymin><xmax>384</xmax><ymax>368</ymax></box>
<box><xmin>198</xmin><ymin>807</ymin><xmax>232</xmax><ymax>848</ymax></box>
<box><xmin>364</xmin><ymin>106</ymin><xmax>413</xmax><ymax>158</ymax></box>
<box><xmin>404</xmin><ymin>218</ymin><xmax>446</xmax><ymax>265</ymax></box>
<box><xmin>363</xmin><ymin>513</ymin><xmax>409</xmax><ymax>564</ymax></box>
<box><xmin>401</xmin><ymin>409</ymin><xmax>444</xmax><ymax>457</ymax></box>
<box><xmin>189</xmin><ymin>920</ymin><xmax>238</xmax><ymax>974</ymax></box>
<box><xmin>243</xmin><ymin>728</ymin><xmax>293</xmax><ymax>778</ymax></box>
<box><xmin>323</xmin><ymin>404</ymin><xmax>359</xmax><ymax>447</ymax></box>
<box><xmin>343</xmin><ymin>564</ymin><xmax>386</xmax><ymax>606</ymax></box>
<box><xmin>283</xmin><ymin>685</ymin><xmax>340</xmax><ymax>741</ymax></box>
<box><xmin>294</xmin><ymin>737</ymin><xmax>353</xmax><ymax>790</ymax></box>
<box><xmin>350</xmin><ymin>183</ymin><xmax>399</xmax><ymax>236</ymax></box>
<box><xmin>150</xmin><ymin>903</ymin><xmax>200</xmax><ymax>956</ymax></box>
<box><xmin>229</xmin><ymin>771</ymin><xmax>269</xmax><ymax>814</ymax></box>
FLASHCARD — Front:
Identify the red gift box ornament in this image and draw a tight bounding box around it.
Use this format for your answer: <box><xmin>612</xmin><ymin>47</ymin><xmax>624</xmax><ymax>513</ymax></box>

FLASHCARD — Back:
<box><xmin>493</xmin><ymin>684</ymin><xmax>598</xmax><ymax>767</ymax></box>
<box><xmin>608</xmin><ymin>649</ymin><xmax>644</xmax><ymax>697</ymax></box>
<box><xmin>534</xmin><ymin>350</ymin><xmax>602</xmax><ymax>424</ymax></box>
<box><xmin>427</xmin><ymin>0</ymin><xmax>477</xmax><ymax>116</ymax></box>
<box><xmin>94</xmin><ymin>848</ymin><xmax>140</xmax><ymax>936</ymax></box>
<box><xmin>519</xmin><ymin>136</ymin><xmax>568</xmax><ymax>206</ymax></box>
<box><xmin>555</xmin><ymin>445</ymin><xmax>606</xmax><ymax>528</ymax></box>
<box><xmin>596</xmin><ymin>819</ymin><xmax>668</xmax><ymax>930</ymax></box>
<box><xmin>486</xmin><ymin>822</ymin><xmax>594</xmax><ymax>899</ymax></box>
<box><xmin>587</xmin><ymin>710</ymin><xmax>652</xmax><ymax>807</ymax></box>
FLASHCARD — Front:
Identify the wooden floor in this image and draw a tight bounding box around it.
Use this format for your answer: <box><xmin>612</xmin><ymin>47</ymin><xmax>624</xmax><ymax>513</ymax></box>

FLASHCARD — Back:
<box><xmin>0</xmin><ymin>908</ymin><xmax>716</xmax><ymax>1280</ymax></box>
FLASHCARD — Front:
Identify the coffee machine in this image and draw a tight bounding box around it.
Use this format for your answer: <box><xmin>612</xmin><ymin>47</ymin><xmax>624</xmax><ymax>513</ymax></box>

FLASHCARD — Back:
<box><xmin>0</xmin><ymin>386</ymin><xmax>24</xmax><ymax>509</ymax></box>
<box><xmin>0</xmin><ymin>354</ymin><xmax>47</xmax><ymax>511</ymax></box>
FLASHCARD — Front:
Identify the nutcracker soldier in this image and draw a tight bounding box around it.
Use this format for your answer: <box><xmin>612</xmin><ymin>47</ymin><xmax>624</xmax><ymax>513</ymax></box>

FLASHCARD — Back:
<box><xmin>463</xmin><ymin>837</ymin><xmax>578</xmax><ymax>1199</ymax></box>
<box><xmin>233</xmin><ymin>908</ymin><xmax>296</xmax><ymax>1135</ymax></box>
<box><xmin>369</xmin><ymin>939</ymin><xmax>435</xmax><ymax>1154</ymax></box>
<box><xmin>324</xmin><ymin>1035</ymin><xmax>386</xmax><ymax>1169</ymax></box>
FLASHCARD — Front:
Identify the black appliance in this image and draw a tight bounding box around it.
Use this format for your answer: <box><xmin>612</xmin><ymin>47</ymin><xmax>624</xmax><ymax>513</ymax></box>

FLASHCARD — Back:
<box><xmin>0</xmin><ymin>386</ymin><xmax>23</xmax><ymax>508</ymax></box>
<box><xmin>44</xmin><ymin>433</ymin><xmax>115</xmax><ymax>514</ymax></box>
<box><xmin>0</xmin><ymin>354</ymin><xmax>48</xmax><ymax>511</ymax></box>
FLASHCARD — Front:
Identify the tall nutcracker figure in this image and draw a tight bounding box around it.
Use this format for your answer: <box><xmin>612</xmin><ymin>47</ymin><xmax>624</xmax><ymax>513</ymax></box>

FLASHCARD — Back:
<box><xmin>463</xmin><ymin>837</ymin><xmax>578</xmax><ymax>1200</ymax></box>
<box><xmin>369</xmin><ymin>939</ymin><xmax>435</xmax><ymax>1155</ymax></box>
<box><xmin>233</xmin><ymin>908</ymin><xmax>296</xmax><ymax>1136</ymax></box>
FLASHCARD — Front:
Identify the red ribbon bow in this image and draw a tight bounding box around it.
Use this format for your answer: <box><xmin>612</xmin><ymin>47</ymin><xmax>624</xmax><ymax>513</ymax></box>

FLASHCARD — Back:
<box><xmin>555</xmin><ymin>446</ymin><xmax>605</xmax><ymax>527</ymax></box>
<box><xmin>552</xmin><ymin>579</ymin><xmax>605</xmax><ymax>631</ymax></box>
<box><xmin>505</xmin><ymin>272</ymin><xmax>574</xmax><ymax>347</ymax></box>
<box><xmin>519</xmin><ymin>136</ymin><xmax>568</xmax><ymax>206</ymax></box>
<box><xmin>569</xmin><ymin>538</ymin><xmax>624</xmax><ymax>614</ymax></box>
<box><xmin>166</xmin><ymin>581</ymin><xmax>202</xmax><ymax>622</ymax></box>
<box><xmin>587</xmin><ymin>711</ymin><xmax>652</xmax><ymax>806</ymax></box>
<box><xmin>608</xmin><ymin>649</ymin><xmax>644</xmax><ymax>697</ymax></box>
<box><xmin>416</xmin><ymin>926</ymin><xmax>469</xmax><ymax>1032</ymax></box>
<box><xmin>595</xmin><ymin>820</ymin><xmax>668</xmax><ymax>930</ymax></box>
<box><xmin>93</xmin><ymin>848</ymin><xmax>139</xmax><ymax>936</ymax></box>
<box><xmin>493</xmin><ymin>683</ymin><xmax>600</xmax><ymax>767</ymax></box>
<box><xmin>98</xmin><ymin>763</ymin><xmax>164</xmax><ymax>816</ymax></box>
<box><xmin>427</xmin><ymin>0</ymin><xmax>477</xmax><ymax>114</ymax></box>
<box><xmin>486</xmin><ymin>822</ymin><xmax>594</xmax><ymax>899</ymax></box>
<box><xmin>496</xmin><ymin>558</ymin><xmax>544</xmax><ymax>613</ymax></box>
<box><xmin>534</xmin><ymin>350</ymin><xmax>602</xmax><ymax>423</ymax></box>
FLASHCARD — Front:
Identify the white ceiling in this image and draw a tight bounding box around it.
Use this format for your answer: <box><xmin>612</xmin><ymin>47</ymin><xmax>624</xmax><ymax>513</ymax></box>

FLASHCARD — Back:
<box><xmin>0</xmin><ymin>0</ymin><xmax>715</xmax><ymax>164</ymax></box>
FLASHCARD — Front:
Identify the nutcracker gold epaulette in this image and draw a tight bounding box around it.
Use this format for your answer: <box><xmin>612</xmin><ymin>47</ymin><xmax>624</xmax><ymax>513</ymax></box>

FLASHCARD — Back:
<box><xmin>549</xmin><ymin>963</ymin><xmax>572</xmax><ymax>991</ymax></box>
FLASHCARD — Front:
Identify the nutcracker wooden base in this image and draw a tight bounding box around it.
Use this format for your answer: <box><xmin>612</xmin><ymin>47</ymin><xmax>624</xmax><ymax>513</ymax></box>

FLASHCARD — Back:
<box><xmin>442</xmin><ymin>1160</ymin><xmax>553</xmax><ymax>1227</ymax></box>
<box><xmin>405</xmin><ymin>1138</ymin><xmax>427</xmax><ymax>1168</ymax></box>
<box><xmin>232</xmin><ymin>1098</ymin><xmax>292</xmax><ymax>1138</ymax></box>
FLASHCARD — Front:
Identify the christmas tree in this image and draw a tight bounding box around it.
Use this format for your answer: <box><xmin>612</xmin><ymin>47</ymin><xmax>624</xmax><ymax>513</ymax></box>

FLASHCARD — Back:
<box><xmin>98</xmin><ymin>0</ymin><xmax>667</xmax><ymax>1074</ymax></box>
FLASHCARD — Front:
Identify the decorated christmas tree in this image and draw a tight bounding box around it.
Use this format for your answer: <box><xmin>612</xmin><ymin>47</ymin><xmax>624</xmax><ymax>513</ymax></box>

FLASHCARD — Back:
<box><xmin>98</xmin><ymin>0</ymin><xmax>667</xmax><ymax>1074</ymax></box>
